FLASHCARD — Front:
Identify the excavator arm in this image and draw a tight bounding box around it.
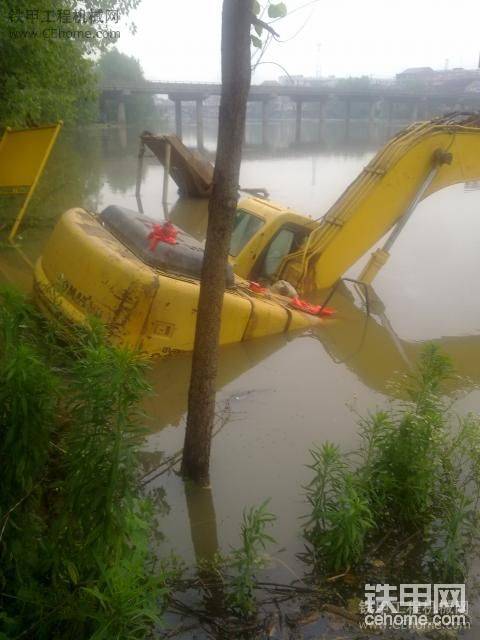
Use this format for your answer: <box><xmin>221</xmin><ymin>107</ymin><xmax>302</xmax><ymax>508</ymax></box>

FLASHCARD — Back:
<box><xmin>280</xmin><ymin>113</ymin><xmax>480</xmax><ymax>292</ymax></box>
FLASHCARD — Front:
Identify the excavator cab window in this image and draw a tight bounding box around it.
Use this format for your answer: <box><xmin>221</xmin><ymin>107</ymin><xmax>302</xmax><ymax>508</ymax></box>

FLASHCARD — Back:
<box><xmin>252</xmin><ymin>225</ymin><xmax>309</xmax><ymax>282</ymax></box>
<box><xmin>230</xmin><ymin>209</ymin><xmax>264</xmax><ymax>257</ymax></box>
<box><xmin>262</xmin><ymin>229</ymin><xmax>295</xmax><ymax>278</ymax></box>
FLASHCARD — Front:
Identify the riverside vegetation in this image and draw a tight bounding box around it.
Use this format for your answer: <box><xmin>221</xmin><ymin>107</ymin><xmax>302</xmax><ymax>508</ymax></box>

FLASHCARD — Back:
<box><xmin>1</xmin><ymin>286</ymin><xmax>479</xmax><ymax>638</ymax></box>
<box><xmin>0</xmin><ymin>287</ymin><xmax>170</xmax><ymax>639</ymax></box>
<box><xmin>304</xmin><ymin>344</ymin><xmax>480</xmax><ymax>583</ymax></box>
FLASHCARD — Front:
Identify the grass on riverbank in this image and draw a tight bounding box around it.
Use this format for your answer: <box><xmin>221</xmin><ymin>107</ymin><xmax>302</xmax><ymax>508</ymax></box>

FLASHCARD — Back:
<box><xmin>0</xmin><ymin>287</ymin><xmax>171</xmax><ymax>639</ymax></box>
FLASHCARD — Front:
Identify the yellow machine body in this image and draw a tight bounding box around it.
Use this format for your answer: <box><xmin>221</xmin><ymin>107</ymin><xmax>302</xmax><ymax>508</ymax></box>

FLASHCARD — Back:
<box><xmin>33</xmin><ymin>114</ymin><xmax>480</xmax><ymax>356</ymax></box>
<box><xmin>34</xmin><ymin>208</ymin><xmax>322</xmax><ymax>356</ymax></box>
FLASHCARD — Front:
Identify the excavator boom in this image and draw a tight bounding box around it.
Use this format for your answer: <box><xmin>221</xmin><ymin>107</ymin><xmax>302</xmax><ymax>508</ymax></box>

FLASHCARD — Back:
<box><xmin>280</xmin><ymin>113</ymin><xmax>480</xmax><ymax>291</ymax></box>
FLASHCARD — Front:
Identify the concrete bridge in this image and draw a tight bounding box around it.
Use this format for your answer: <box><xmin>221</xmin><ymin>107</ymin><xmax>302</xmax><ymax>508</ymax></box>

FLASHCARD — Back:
<box><xmin>101</xmin><ymin>80</ymin><xmax>480</xmax><ymax>147</ymax></box>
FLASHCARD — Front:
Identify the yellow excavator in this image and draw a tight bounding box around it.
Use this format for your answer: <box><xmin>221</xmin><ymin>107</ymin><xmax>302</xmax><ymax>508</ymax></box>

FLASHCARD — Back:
<box><xmin>33</xmin><ymin>113</ymin><xmax>480</xmax><ymax>356</ymax></box>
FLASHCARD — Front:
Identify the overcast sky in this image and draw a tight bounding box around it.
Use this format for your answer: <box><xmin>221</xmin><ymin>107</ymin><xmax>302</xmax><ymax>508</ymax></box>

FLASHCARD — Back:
<box><xmin>116</xmin><ymin>0</ymin><xmax>480</xmax><ymax>82</ymax></box>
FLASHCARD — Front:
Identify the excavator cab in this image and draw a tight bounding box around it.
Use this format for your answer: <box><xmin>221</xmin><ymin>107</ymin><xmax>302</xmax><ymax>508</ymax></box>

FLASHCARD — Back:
<box><xmin>228</xmin><ymin>196</ymin><xmax>316</xmax><ymax>283</ymax></box>
<box><xmin>249</xmin><ymin>224</ymin><xmax>310</xmax><ymax>284</ymax></box>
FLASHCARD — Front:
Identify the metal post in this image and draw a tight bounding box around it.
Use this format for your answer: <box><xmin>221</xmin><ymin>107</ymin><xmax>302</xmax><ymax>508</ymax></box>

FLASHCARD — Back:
<box><xmin>162</xmin><ymin>142</ymin><xmax>171</xmax><ymax>207</ymax></box>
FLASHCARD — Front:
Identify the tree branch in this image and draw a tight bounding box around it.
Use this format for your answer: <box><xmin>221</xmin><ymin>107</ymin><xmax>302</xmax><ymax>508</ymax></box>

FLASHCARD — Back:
<box><xmin>251</xmin><ymin>15</ymin><xmax>280</xmax><ymax>39</ymax></box>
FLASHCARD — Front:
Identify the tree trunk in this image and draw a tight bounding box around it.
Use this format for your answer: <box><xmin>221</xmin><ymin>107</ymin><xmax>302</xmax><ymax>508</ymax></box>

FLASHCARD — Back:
<box><xmin>181</xmin><ymin>0</ymin><xmax>252</xmax><ymax>486</ymax></box>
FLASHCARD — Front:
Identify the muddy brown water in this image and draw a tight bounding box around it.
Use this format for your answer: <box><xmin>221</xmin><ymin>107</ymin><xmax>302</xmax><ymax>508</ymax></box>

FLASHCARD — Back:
<box><xmin>1</xmin><ymin>117</ymin><xmax>480</xmax><ymax>635</ymax></box>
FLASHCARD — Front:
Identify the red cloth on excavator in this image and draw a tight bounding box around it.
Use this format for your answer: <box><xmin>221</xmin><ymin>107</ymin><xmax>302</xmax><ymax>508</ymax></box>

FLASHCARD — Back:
<box><xmin>290</xmin><ymin>296</ymin><xmax>335</xmax><ymax>316</ymax></box>
<box><xmin>147</xmin><ymin>221</ymin><xmax>178</xmax><ymax>251</ymax></box>
<box><xmin>249</xmin><ymin>281</ymin><xmax>267</xmax><ymax>294</ymax></box>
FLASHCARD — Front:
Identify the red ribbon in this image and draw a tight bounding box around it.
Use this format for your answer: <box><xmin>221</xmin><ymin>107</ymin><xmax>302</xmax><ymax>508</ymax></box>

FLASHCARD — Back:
<box><xmin>147</xmin><ymin>221</ymin><xmax>177</xmax><ymax>251</ymax></box>
<box><xmin>290</xmin><ymin>296</ymin><xmax>335</xmax><ymax>317</ymax></box>
<box><xmin>249</xmin><ymin>281</ymin><xmax>267</xmax><ymax>294</ymax></box>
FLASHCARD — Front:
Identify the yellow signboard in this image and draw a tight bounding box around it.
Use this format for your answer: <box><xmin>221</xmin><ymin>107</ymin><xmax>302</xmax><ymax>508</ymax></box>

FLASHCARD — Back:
<box><xmin>0</xmin><ymin>122</ymin><xmax>62</xmax><ymax>241</ymax></box>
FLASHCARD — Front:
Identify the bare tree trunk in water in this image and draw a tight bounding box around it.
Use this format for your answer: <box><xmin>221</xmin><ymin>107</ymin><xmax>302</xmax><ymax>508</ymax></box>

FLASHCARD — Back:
<box><xmin>181</xmin><ymin>0</ymin><xmax>252</xmax><ymax>486</ymax></box>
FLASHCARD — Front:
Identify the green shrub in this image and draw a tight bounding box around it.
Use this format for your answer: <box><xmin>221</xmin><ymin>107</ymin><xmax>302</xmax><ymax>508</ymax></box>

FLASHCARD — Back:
<box><xmin>0</xmin><ymin>287</ymin><xmax>168</xmax><ymax>639</ymax></box>
<box><xmin>227</xmin><ymin>500</ymin><xmax>276</xmax><ymax>617</ymax></box>
<box><xmin>304</xmin><ymin>344</ymin><xmax>480</xmax><ymax>581</ymax></box>
<box><xmin>304</xmin><ymin>443</ymin><xmax>373</xmax><ymax>571</ymax></box>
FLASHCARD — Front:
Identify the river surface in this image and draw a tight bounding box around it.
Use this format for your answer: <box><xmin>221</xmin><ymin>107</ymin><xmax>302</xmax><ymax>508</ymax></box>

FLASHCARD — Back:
<box><xmin>1</xmin><ymin>116</ymin><xmax>480</xmax><ymax>633</ymax></box>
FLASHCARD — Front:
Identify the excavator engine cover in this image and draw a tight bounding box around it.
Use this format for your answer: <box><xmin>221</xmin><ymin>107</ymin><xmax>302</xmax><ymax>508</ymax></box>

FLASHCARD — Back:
<box><xmin>100</xmin><ymin>205</ymin><xmax>234</xmax><ymax>286</ymax></box>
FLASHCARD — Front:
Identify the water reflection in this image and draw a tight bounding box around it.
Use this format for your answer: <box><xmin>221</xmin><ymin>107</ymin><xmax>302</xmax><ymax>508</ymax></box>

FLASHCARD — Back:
<box><xmin>142</xmin><ymin>281</ymin><xmax>480</xmax><ymax>434</ymax></box>
<box><xmin>312</xmin><ymin>283</ymin><xmax>480</xmax><ymax>396</ymax></box>
<box><xmin>184</xmin><ymin>483</ymin><xmax>220</xmax><ymax>564</ymax></box>
<box><xmin>143</xmin><ymin>333</ymin><xmax>291</xmax><ymax>429</ymax></box>
<box><xmin>199</xmin><ymin>119</ymin><xmax>395</xmax><ymax>158</ymax></box>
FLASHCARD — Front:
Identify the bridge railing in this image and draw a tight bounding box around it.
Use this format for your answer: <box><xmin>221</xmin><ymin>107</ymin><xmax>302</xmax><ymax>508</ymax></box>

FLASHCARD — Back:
<box><xmin>100</xmin><ymin>81</ymin><xmax>480</xmax><ymax>101</ymax></box>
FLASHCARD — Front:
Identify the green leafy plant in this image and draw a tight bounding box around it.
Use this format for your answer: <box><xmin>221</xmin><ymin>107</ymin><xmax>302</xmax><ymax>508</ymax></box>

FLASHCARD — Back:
<box><xmin>304</xmin><ymin>345</ymin><xmax>480</xmax><ymax>581</ymax></box>
<box><xmin>227</xmin><ymin>500</ymin><xmax>276</xmax><ymax>617</ymax></box>
<box><xmin>0</xmin><ymin>286</ymin><xmax>169</xmax><ymax>639</ymax></box>
<box><xmin>304</xmin><ymin>442</ymin><xmax>373</xmax><ymax>571</ymax></box>
<box><xmin>251</xmin><ymin>1</ymin><xmax>287</xmax><ymax>49</ymax></box>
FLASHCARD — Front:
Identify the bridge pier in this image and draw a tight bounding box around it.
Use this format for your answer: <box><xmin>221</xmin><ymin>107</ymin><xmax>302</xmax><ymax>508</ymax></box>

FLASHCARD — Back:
<box><xmin>317</xmin><ymin>100</ymin><xmax>327</xmax><ymax>139</ymax></box>
<box><xmin>175</xmin><ymin>100</ymin><xmax>182</xmax><ymax>139</ymax></box>
<box><xmin>169</xmin><ymin>96</ymin><xmax>183</xmax><ymax>139</ymax></box>
<box><xmin>261</xmin><ymin>99</ymin><xmax>269</xmax><ymax>146</ymax></box>
<box><xmin>196</xmin><ymin>98</ymin><xmax>204</xmax><ymax>149</ymax></box>
<box><xmin>295</xmin><ymin>100</ymin><xmax>303</xmax><ymax>144</ymax></box>
<box><xmin>317</xmin><ymin>100</ymin><xmax>326</xmax><ymax>123</ymax></box>
<box><xmin>369</xmin><ymin>99</ymin><xmax>382</xmax><ymax>123</ymax></box>
<box><xmin>117</xmin><ymin>97</ymin><xmax>127</xmax><ymax>126</ymax></box>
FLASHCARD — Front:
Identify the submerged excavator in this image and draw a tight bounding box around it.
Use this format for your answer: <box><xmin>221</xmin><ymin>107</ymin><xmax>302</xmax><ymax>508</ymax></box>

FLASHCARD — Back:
<box><xmin>33</xmin><ymin>113</ymin><xmax>480</xmax><ymax>356</ymax></box>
